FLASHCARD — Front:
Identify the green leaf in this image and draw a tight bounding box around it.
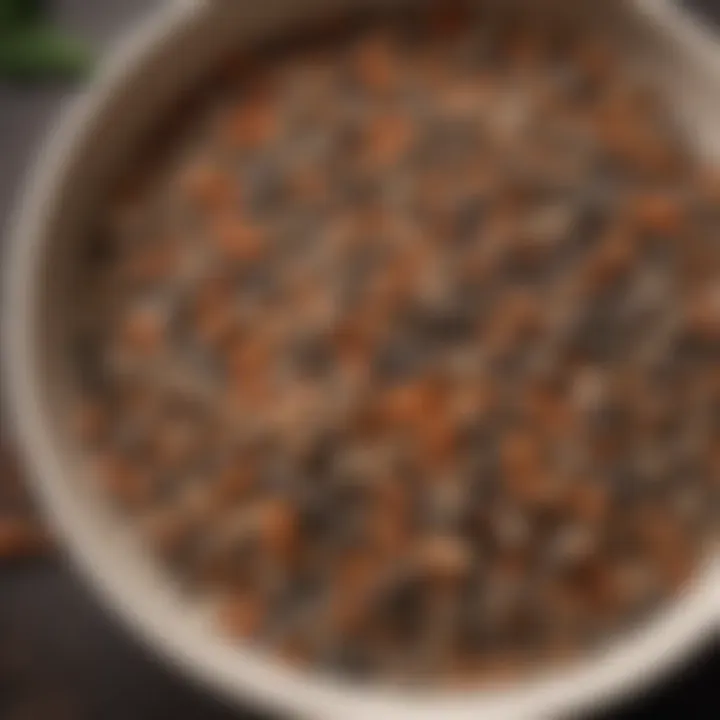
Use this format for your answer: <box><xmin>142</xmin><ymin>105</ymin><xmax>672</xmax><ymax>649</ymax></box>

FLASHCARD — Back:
<box><xmin>0</xmin><ymin>26</ymin><xmax>92</xmax><ymax>79</ymax></box>
<box><xmin>0</xmin><ymin>0</ymin><xmax>48</xmax><ymax>30</ymax></box>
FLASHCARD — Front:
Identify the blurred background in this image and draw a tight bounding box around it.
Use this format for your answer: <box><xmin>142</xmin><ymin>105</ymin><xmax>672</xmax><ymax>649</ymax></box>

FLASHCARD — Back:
<box><xmin>0</xmin><ymin>1</ymin><xmax>718</xmax><ymax>718</ymax></box>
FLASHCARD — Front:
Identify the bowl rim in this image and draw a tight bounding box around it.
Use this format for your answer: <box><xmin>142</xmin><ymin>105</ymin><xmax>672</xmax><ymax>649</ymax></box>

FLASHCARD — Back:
<box><xmin>634</xmin><ymin>0</ymin><xmax>720</xmax><ymax>77</ymax></box>
<box><xmin>2</xmin><ymin>1</ymin><xmax>719</xmax><ymax>719</ymax></box>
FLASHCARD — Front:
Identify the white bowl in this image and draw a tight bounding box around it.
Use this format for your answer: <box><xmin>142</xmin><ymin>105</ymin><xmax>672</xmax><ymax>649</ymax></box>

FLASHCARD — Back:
<box><xmin>3</xmin><ymin>1</ymin><xmax>719</xmax><ymax>718</ymax></box>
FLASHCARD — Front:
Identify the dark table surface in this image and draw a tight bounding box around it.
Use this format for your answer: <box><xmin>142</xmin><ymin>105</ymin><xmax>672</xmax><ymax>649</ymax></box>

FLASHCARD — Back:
<box><xmin>1</xmin><ymin>2</ymin><xmax>719</xmax><ymax>718</ymax></box>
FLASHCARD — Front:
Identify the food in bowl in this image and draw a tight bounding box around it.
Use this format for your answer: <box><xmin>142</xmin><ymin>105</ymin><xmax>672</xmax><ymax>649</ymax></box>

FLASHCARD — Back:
<box><xmin>69</xmin><ymin>1</ymin><xmax>719</xmax><ymax>686</ymax></box>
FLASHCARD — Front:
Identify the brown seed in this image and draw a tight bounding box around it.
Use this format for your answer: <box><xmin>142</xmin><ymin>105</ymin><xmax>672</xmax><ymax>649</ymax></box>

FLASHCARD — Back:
<box><xmin>120</xmin><ymin>384</ymin><xmax>164</xmax><ymax>420</ymax></box>
<box><xmin>180</xmin><ymin>163</ymin><xmax>235</xmax><ymax>210</ymax></box>
<box><xmin>372</xmin><ymin>497</ymin><xmax>410</xmax><ymax>556</ymax></box>
<box><xmin>447</xmin><ymin>657</ymin><xmax>486</xmax><ymax>690</ymax></box>
<box><xmin>223</xmin><ymin>98</ymin><xmax>279</xmax><ymax>148</ymax></box>
<box><xmin>575</xmin><ymin>560</ymin><xmax>619</xmax><ymax>616</ymax></box>
<box><xmin>484</xmin><ymin>291</ymin><xmax>543</xmax><ymax>356</ymax></box>
<box><xmin>525</xmin><ymin>390</ymin><xmax>574</xmax><ymax>442</ymax></box>
<box><xmin>507</xmin><ymin>23</ymin><xmax>550</xmax><ymax>69</ymax></box>
<box><xmin>471</xmin><ymin>653</ymin><xmax>524</xmax><ymax>687</ymax></box>
<box><xmin>501</xmin><ymin>430</ymin><xmax>542</xmax><ymax>480</ymax></box>
<box><xmin>537</xmin><ymin>575</ymin><xmax>584</xmax><ymax>626</ymax></box>
<box><xmin>215</xmin><ymin>465</ymin><xmax>256</xmax><ymax>504</ymax></box>
<box><xmin>509</xmin><ymin>231</ymin><xmax>553</xmax><ymax>270</ymax></box>
<box><xmin>583</xmin><ymin>227</ymin><xmax>635</xmax><ymax>290</ymax></box>
<box><xmin>633</xmin><ymin>509</ymin><xmax>698</xmax><ymax>589</ymax></box>
<box><xmin>707</xmin><ymin>447</ymin><xmax>720</xmax><ymax>487</ymax></box>
<box><xmin>332</xmin><ymin>320</ymin><xmax>372</xmax><ymax>376</ymax></box>
<box><xmin>636</xmin><ymin>506</ymin><xmax>685</xmax><ymax>552</ymax></box>
<box><xmin>73</xmin><ymin>401</ymin><xmax>107</xmax><ymax>443</ymax></box>
<box><xmin>99</xmin><ymin>455</ymin><xmax>153</xmax><ymax>510</ymax></box>
<box><xmin>367</xmin><ymin>244</ymin><xmax>429</xmax><ymax>311</ymax></box>
<box><xmin>193</xmin><ymin>281</ymin><xmax>237</xmax><ymax>347</ymax></box>
<box><xmin>567</xmin><ymin>481</ymin><xmax>609</xmax><ymax>525</ymax></box>
<box><xmin>379</xmin><ymin>379</ymin><xmax>443</xmax><ymax>428</ymax></box>
<box><xmin>630</xmin><ymin>192</ymin><xmax>686</xmax><ymax>237</ymax></box>
<box><xmin>279</xmin><ymin>636</ymin><xmax>313</xmax><ymax>668</ymax></box>
<box><xmin>449</xmin><ymin>379</ymin><xmax>496</xmax><ymax>425</ymax></box>
<box><xmin>288</xmin><ymin>167</ymin><xmax>327</xmax><ymax>203</ymax></box>
<box><xmin>330</xmin><ymin>594</ymin><xmax>365</xmax><ymax>638</ymax></box>
<box><xmin>609</xmin><ymin>561</ymin><xmax>659</xmax><ymax>613</ymax></box>
<box><xmin>142</xmin><ymin>510</ymin><xmax>193</xmax><ymax>559</ymax></box>
<box><xmin>491</xmin><ymin>505</ymin><xmax>531</xmax><ymax>551</ymax></box>
<box><xmin>212</xmin><ymin>215</ymin><xmax>266</xmax><ymax>265</ymax></box>
<box><xmin>153</xmin><ymin>416</ymin><xmax>199</xmax><ymax>468</ymax></box>
<box><xmin>364</xmin><ymin>113</ymin><xmax>415</xmax><ymax>168</ymax></box>
<box><xmin>658</xmin><ymin>546</ymin><xmax>695</xmax><ymax>592</ymax></box>
<box><xmin>353</xmin><ymin>34</ymin><xmax>398</xmax><ymax>94</ymax></box>
<box><xmin>504</xmin><ymin>468</ymin><xmax>560</xmax><ymax>509</ymax></box>
<box><xmin>575</xmin><ymin>38</ymin><xmax>614</xmax><ymax>83</ymax></box>
<box><xmin>120</xmin><ymin>306</ymin><xmax>166</xmax><ymax>356</ymax></box>
<box><xmin>426</xmin><ymin>0</ymin><xmax>473</xmax><ymax>41</ymax></box>
<box><xmin>462</xmin><ymin>242</ymin><xmax>504</xmax><ymax>285</ymax></box>
<box><xmin>571</xmin><ymin>366</ymin><xmax>608</xmax><ymax>416</ymax></box>
<box><xmin>416</xmin><ymin>535</ymin><xmax>472</xmax><ymax>581</ymax></box>
<box><xmin>0</xmin><ymin>449</ymin><xmax>29</xmax><ymax>510</ymax></box>
<box><xmin>416</xmin><ymin>413</ymin><xmax>459</xmax><ymax>470</ymax></box>
<box><xmin>227</xmin><ymin>336</ymin><xmax>273</xmax><ymax>380</ymax></box>
<box><xmin>124</xmin><ymin>242</ymin><xmax>178</xmax><ymax>284</ymax></box>
<box><xmin>256</xmin><ymin>500</ymin><xmax>297</xmax><ymax>560</ymax></box>
<box><xmin>596</xmin><ymin>108</ymin><xmax>677</xmax><ymax>175</ymax></box>
<box><xmin>547</xmin><ymin>524</ymin><xmax>598</xmax><ymax>568</ymax></box>
<box><xmin>330</xmin><ymin>551</ymin><xmax>380</xmax><ymax>634</ymax></box>
<box><xmin>684</xmin><ymin>287</ymin><xmax>720</xmax><ymax>341</ymax></box>
<box><xmin>229</xmin><ymin>374</ymin><xmax>273</xmax><ymax>413</ymax></box>
<box><xmin>699</xmin><ymin>168</ymin><xmax>720</xmax><ymax>205</ymax></box>
<box><xmin>218</xmin><ymin>594</ymin><xmax>265</xmax><ymax>640</ymax></box>
<box><xmin>112</xmin><ymin>196</ymin><xmax>145</xmax><ymax>240</ymax></box>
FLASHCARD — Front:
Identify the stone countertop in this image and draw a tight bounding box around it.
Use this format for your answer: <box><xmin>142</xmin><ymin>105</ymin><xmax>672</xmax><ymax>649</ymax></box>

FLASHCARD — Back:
<box><xmin>0</xmin><ymin>2</ymin><xmax>718</xmax><ymax>718</ymax></box>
